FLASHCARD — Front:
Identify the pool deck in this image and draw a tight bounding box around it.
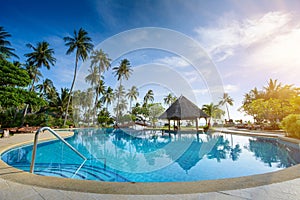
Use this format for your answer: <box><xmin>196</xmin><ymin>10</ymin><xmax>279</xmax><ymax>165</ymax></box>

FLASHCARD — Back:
<box><xmin>1</xmin><ymin>128</ymin><xmax>300</xmax><ymax>199</ymax></box>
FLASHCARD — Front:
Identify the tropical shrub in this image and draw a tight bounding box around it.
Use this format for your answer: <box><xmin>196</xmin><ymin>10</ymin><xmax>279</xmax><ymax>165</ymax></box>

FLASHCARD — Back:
<box><xmin>280</xmin><ymin>114</ymin><xmax>300</xmax><ymax>139</ymax></box>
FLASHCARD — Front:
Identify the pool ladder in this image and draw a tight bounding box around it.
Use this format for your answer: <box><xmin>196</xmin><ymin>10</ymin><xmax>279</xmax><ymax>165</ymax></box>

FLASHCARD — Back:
<box><xmin>30</xmin><ymin>127</ymin><xmax>87</xmax><ymax>174</ymax></box>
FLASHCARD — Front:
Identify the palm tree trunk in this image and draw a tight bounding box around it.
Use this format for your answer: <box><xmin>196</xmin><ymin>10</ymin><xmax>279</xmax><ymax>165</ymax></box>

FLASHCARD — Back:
<box><xmin>21</xmin><ymin>74</ymin><xmax>37</xmax><ymax>126</ymax></box>
<box><xmin>116</xmin><ymin>79</ymin><xmax>122</xmax><ymax>123</ymax></box>
<box><xmin>63</xmin><ymin>56</ymin><xmax>78</xmax><ymax>126</ymax></box>
<box><xmin>94</xmin><ymin>87</ymin><xmax>99</xmax><ymax>123</ymax></box>
<box><xmin>226</xmin><ymin>103</ymin><xmax>230</xmax><ymax>121</ymax></box>
<box><xmin>93</xmin><ymin>71</ymin><xmax>102</xmax><ymax>124</ymax></box>
<box><xmin>129</xmin><ymin>99</ymin><xmax>132</xmax><ymax>113</ymax></box>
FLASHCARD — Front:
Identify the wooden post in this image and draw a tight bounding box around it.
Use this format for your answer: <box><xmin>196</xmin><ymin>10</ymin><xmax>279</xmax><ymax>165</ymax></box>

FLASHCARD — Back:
<box><xmin>168</xmin><ymin>119</ymin><xmax>170</xmax><ymax>131</ymax></box>
<box><xmin>173</xmin><ymin>120</ymin><xmax>175</xmax><ymax>131</ymax></box>
<box><xmin>196</xmin><ymin>118</ymin><xmax>199</xmax><ymax>132</ymax></box>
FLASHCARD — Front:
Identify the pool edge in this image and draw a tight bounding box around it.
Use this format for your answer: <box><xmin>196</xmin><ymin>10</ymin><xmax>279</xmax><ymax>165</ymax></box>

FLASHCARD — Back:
<box><xmin>1</xmin><ymin>129</ymin><xmax>300</xmax><ymax>195</ymax></box>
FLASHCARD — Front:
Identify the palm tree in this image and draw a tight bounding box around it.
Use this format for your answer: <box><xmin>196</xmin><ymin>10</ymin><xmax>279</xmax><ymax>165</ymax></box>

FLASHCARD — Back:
<box><xmin>95</xmin><ymin>79</ymin><xmax>106</xmax><ymax>108</ymax></box>
<box><xmin>63</xmin><ymin>28</ymin><xmax>94</xmax><ymax>126</ymax></box>
<box><xmin>126</xmin><ymin>86</ymin><xmax>139</xmax><ymax>112</ymax></box>
<box><xmin>164</xmin><ymin>93</ymin><xmax>176</xmax><ymax>106</ymax></box>
<box><xmin>101</xmin><ymin>86</ymin><xmax>114</xmax><ymax>110</ymax></box>
<box><xmin>0</xmin><ymin>26</ymin><xmax>19</xmax><ymax>60</ymax></box>
<box><xmin>36</xmin><ymin>78</ymin><xmax>55</xmax><ymax>99</ymax></box>
<box><xmin>263</xmin><ymin>79</ymin><xmax>282</xmax><ymax>99</ymax></box>
<box><xmin>90</xmin><ymin>49</ymin><xmax>111</xmax><ymax>109</ymax></box>
<box><xmin>143</xmin><ymin>89</ymin><xmax>154</xmax><ymax>105</ymax></box>
<box><xmin>23</xmin><ymin>41</ymin><xmax>56</xmax><ymax>124</ymax></box>
<box><xmin>85</xmin><ymin>65</ymin><xmax>100</xmax><ymax>122</ymax></box>
<box><xmin>219</xmin><ymin>93</ymin><xmax>234</xmax><ymax>121</ymax></box>
<box><xmin>48</xmin><ymin>88</ymin><xmax>70</xmax><ymax>118</ymax></box>
<box><xmin>113</xmin><ymin>98</ymin><xmax>128</xmax><ymax>117</ymax></box>
<box><xmin>85</xmin><ymin>65</ymin><xmax>99</xmax><ymax>87</ymax></box>
<box><xmin>113</xmin><ymin>59</ymin><xmax>132</xmax><ymax>122</ymax></box>
<box><xmin>202</xmin><ymin>103</ymin><xmax>224</xmax><ymax>127</ymax></box>
<box><xmin>24</xmin><ymin>61</ymin><xmax>43</xmax><ymax>91</ymax></box>
<box><xmin>24</xmin><ymin>41</ymin><xmax>56</xmax><ymax>91</ymax></box>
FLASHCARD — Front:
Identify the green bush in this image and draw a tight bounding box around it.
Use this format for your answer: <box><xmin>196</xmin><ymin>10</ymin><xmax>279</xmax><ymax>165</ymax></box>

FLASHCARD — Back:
<box><xmin>280</xmin><ymin>114</ymin><xmax>300</xmax><ymax>139</ymax></box>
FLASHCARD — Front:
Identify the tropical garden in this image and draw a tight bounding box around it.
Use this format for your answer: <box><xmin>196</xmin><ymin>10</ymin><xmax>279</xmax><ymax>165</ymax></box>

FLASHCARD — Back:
<box><xmin>1</xmin><ymin>25</ymin><xmax>300</xmax><ymax>138</ymax></box>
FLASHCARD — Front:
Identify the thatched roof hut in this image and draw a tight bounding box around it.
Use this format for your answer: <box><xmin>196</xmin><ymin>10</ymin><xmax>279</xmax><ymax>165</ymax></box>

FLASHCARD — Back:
<box><xmin>159</xmin><ymin>95</ymin><xmax>208</xmax><ymax>131</ymax></box>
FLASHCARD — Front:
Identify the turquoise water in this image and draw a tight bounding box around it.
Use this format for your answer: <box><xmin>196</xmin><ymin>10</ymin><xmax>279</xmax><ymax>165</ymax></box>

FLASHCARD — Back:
<box><xmin>2</xmin><ymin>128</ymin><xmax>300</xmax><ymax>182</ymax></box>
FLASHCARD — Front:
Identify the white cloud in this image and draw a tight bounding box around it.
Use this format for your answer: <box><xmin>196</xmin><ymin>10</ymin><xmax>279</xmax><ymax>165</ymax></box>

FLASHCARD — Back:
<box><xmin>193</xmin><ymin>88</ymin><xmax>209</xmax><ymax>95</ymax></box>
<box><xmin>154</xmin><ymin>56</ymin><xmax>190</xmax><ymax>68</ymax></box>
<box><xmin>246</xmin><ymin>28</ymin><xmax>300</xmax><ymax>71</ymax></box>
<box><xmin>195</xmin><ymin>11</ymin><xmax>292</xmax><ymax>62</ymax></box>
<box><xmin>224</xmin><ymin>84</ymin><xmax>239</xmax><ymax>93</ymax></box>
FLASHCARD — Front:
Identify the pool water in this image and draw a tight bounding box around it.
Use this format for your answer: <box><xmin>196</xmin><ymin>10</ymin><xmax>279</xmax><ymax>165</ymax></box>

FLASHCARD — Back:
<box><xmin>2</xmin><ymin>128</ymin><xmax>300</xmax><ymax>182</ymax></box>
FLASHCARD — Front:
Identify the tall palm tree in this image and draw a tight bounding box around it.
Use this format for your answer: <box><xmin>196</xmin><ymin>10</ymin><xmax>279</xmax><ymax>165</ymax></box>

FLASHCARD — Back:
<box><xmin>0</xmin><ymin>26</ymin><xmax>19</xmax><ymax>60</ymax></box>
<box><xmin>113</xmin><ymin>59</ymin><xmax>132</xmax><ymax>122</ymax></box>
<box><xmin>164</xmin><ymin>93</ymin><xmax>176</xmax><ymax>106</ymax></box>
<box><xmin>23</xmin><ymin>41</ymin><xmax>56</xmax><ymax>124</ymax></box>
<box><xmin>63</xmin><ymin>28</ymin><xmax>94</xmax><ymax>126</ymax></box>
<box><xmin>90</xmin><ymin>49</ymin><xmax>111</xmax><ymax>109</ymax></box>
<box><xmin>101</xmin><ymin>86</ymin><xmax>114</xmax><ymax>110</ymax></box>
<box><xmin>219</xmin><ymin>93</ymin><xmax>234</xmax><ymax>121</ymax></box>
<box><xmin>126</xmin><ymin>86</ymin><xmax>139</xmax><ymax>112</ymax></box>
<box><xmin>144</xmin><ymin>89</ymin><xmax>154</xmax><ymax>105</ymax></box>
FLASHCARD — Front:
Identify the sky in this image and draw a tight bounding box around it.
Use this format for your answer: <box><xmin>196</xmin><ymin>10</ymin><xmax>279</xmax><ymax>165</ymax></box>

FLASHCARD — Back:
<box><xmin>2</xmin><ymin>0</ymin><xmax>300</xmax><ymax>122</ymax></box>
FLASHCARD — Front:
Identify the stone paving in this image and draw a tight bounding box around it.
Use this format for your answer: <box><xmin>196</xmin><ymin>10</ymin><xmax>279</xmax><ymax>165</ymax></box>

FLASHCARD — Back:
<box><xmin>0</xmin><ymin>177</ymin><xmax>300</xmax><ymax>200</ymax></box>
<box><xmin>1</xmin><ymin>129</ymin><xmax>300</xmax><ymax>199</ymax></box>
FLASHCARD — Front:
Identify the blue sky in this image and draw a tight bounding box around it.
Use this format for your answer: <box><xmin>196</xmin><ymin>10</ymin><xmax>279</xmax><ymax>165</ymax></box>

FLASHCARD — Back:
<box><xmin>2</xmin><ymin>0</ymin><xmax>300</xmax><ymax>121</ymax></box>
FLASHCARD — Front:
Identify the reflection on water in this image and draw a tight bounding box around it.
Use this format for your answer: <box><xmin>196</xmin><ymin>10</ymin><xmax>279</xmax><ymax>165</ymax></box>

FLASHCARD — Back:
<box><xmin>72</xmin><ymin>129</ymin><xmax>243</xmax><ymax>173</ymax></box>
<box><xmin>247</xmin><ymin>137</ymin><xmax>300</xmax><ymax>168</ymax></box>
<box><xmin>2</xmin><ymin>128</ymin><xmax>300</xmax><ymax>182</ymax></box>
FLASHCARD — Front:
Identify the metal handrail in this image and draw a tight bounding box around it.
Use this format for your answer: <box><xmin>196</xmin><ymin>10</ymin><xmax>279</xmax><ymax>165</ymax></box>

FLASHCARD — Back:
<box><xmin>30</xmin><ymin>127</ymin><xmax>87</xmax><ymax>173</ymax></box>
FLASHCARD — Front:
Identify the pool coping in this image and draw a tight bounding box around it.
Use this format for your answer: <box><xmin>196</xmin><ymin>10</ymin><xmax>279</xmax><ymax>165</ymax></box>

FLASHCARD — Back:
<box><xmin>1</xmin><ymin>129</ymin><xmax>300</xmax><ymax>195</ymax></box>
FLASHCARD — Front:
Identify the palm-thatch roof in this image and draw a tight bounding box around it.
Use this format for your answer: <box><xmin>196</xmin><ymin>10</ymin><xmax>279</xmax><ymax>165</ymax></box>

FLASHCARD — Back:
<box><xmin>159</xmin><ymin>95</ymin><xmax>208</xmax><ymax>120</ymax></box>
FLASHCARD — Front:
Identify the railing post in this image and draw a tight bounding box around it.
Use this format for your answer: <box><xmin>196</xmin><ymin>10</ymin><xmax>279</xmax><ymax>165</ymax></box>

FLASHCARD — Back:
<box><xmin>30</xmin><ymin>127</ymin><xmax>86</xmax><ymax>174</ymax></box>
<box><xmin>29</xmin><ymin>128</ymin><xmax>41</xmax><ymax>173</ymax></box>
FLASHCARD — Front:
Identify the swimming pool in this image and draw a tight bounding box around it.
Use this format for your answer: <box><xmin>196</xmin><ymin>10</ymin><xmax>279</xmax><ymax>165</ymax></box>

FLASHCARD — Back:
<box><xmin>2</xmin><ymin>128</ymin><xmax>300</xmax><ymax>182</ymax></box>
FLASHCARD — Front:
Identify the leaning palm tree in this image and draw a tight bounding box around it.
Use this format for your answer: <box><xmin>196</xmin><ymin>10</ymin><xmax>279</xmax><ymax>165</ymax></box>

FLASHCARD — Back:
<box><xmin>219</xmin><ymin>93</ymin><xmax>234</xmax><ymax>121</ymax></box>
<box><xmin>23</xmin><ymin>41</ymin><xmax>56</xmax><ymax>124</ymax></box>
<box><xmin>90</xmin><ymin>49</ymin><xmax>111</xmax><ymax>109</ymax></box>
<box><xmin>0</xmin><ymin>26</ymin><xmax>19</xmax><ymax>60</ymax></box>
<box><xmin>164</xmin><ymin>93</ymin><xmax>176</xmax><ymax>106</ymax></box>
<box><xmin>144</xmin><ymin>89</ymin><xmax>154</xmax><ymax>105</ymax></box>
<box><xmin>63</xmin><ymin>28</ymin><xmax>94</xmax><ymax>126</ymax></box>
<box><xmin>113</xmin><ymin>59</ymin><xmax>132</xmax><ymax>122</ymax></box>
<box><xmin>126</xmin><ymin>86</ymin><xmax>139</xmax><ymax>112</ymax></box>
